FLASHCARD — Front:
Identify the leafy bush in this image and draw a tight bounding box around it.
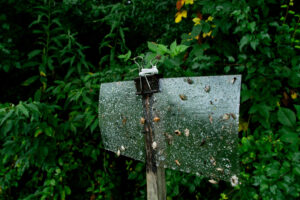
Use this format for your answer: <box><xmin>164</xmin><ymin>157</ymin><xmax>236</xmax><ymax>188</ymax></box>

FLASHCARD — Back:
<box><xmin>0</xmin><ymin>0</ymin><xmax>299</xmax><ymax>199</ymax></box>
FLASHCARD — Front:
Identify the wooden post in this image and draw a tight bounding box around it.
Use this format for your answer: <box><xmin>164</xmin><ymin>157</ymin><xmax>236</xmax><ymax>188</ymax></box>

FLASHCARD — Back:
<box><xmin>143</xmin><ymin>94</ymin><xmax>166</xmax><ymax>200</ymax></box>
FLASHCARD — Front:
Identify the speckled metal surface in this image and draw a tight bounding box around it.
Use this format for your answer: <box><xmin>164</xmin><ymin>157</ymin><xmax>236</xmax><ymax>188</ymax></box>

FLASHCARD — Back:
<box><xmin>99</xmin><ymin>75</ymin><xmax>241</xmax><ymax>182</ymax></box>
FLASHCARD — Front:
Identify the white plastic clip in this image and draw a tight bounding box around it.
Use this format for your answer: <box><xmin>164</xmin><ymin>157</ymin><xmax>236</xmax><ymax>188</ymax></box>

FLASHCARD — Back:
<box><xmin>133</xmin><ymin>56</ymin><xmax>159</xmax><ymax>92</ymax></box>
<box><xmin>139</xmin><ymin>65</ymin><xmax>158</xmax><ymax>77</ymax></box>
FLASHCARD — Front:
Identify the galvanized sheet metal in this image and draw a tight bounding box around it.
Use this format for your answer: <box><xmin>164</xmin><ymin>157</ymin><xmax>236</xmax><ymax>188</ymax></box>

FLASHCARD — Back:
<box><xmin>99</xmin><ymin>75</ymin><xmax>241</xmax><ymax>182</ymax></box>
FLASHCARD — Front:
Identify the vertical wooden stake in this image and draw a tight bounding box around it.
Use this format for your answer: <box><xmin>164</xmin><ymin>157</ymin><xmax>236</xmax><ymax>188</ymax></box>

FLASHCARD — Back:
<box><xmin>143</xmin><ymin>94</ymin><xmax>166</xmax><ymax>200</ymax></box>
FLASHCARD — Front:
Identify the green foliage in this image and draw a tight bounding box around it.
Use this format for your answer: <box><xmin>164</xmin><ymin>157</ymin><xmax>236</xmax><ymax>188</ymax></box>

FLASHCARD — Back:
<box><xmin>0</xmin><ymin>0</ymin><xmax>300</xmax><ymax>199</ymax></box>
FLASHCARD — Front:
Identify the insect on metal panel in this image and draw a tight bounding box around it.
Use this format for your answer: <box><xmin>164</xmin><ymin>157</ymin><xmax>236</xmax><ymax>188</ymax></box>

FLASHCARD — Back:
<box><xmin>99</xmin><ymin>75</ymin><xmax>241</xmax><ymax>183</ymax></box>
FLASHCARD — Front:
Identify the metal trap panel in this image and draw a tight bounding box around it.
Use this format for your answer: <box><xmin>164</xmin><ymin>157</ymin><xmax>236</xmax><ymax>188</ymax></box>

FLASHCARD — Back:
<box><xmin>99</xmin><ymin>75</ymin><xmax>241</xmax><ymax>182</ymax></box>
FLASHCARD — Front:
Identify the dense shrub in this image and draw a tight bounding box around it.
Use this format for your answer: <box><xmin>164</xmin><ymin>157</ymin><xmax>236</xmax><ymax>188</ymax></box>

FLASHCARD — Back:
<box><xmin>0</xmin><ymin>0</ymin><xmax>299</xmax><ymax>199</ymax></box>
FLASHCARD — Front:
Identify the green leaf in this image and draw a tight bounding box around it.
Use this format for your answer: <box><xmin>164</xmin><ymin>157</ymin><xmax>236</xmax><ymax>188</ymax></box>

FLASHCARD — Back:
<box><xmin>239</xmin><ymin>35</ymin><xmax>250</xmax><ymax>51</ymax></box>
<box><xmin>280</xmin><ymin>127</ymin><xmax>298</xmax><ymax>144</ymax></box>
<box><xmin>169</xmin><ymin>41</ymin><xmax>188</xmax><ymax>57</ymax></box>
<box><xmin>248</xmin><ymin>22</ymin><xmax>256</xmax><ymax>33</ymax></box>
<box><xmin>45</xmin><ymin>127</ymin><xmax>54</xmax><ymax>137</ymax></box>
<box><xmin>277</xmin><ymin>108</ymin><xmax>296</xmax><ymax>127</ymax></box>
<box><xmin>119</xmin><ymin>27</ymin><xmax>125</xmax><ymax>44</ymax></box>
<box><xmin>34</xmin><ymin>128</ymin><xmax>43</xmax><ymax>137</ymax></box>
<box><xmin>157</xmin><ymin>44</ymin><xmax>170</xmax><ymax>55</ymax></box>
<box><xmin>65</xmin><ymin>186</ymin><xmax>71</xmax><ymax>195</ymax></box>
<box><xmin>224</xmin><ymin>66</ymin><xmax>230</xmax><ymax>72</ymax></box>
<box><xmin>170</xmin><ymin>41</ymin><xmax>177</xmax><ymax>53</ymax></box>
<box><xmin>148</xmin><ymin>42</ymin><xmax>158</xmax><ymax>52</ymax></box>
<box><xmin>0</xmin><ymin>110</ymin><xmax>13</xmax><ymax>126</ymax></box>
<box><xmin>202</xmin><ymin>22</ymin><xmax>210</xmax><ymax>33</ymax></box>
<box><xmin>250</xmin><ymin>39</ymin><xmax>259</xmax><ymax>51</ymax></box>
<box><xmin>50</xmin><ymin>179</ymin><xmax>56</xmax><ymax>186</ymax></box>
<box><xmin>295</xmin><ymin>105</ymin><xmax>300</xmax><ymax>120</ymax></box>
<box><xmin>118</xmin><ymin>50</ymin><xmax>131</xmax><ymax>62</ymax></box>
<box><xmin>22</xmin><ymin>75</ymin><xmax>39</xmax><ymax>86</ymax></box>
<box><xmin>288</xmin><ymin>10</ymin><xmax>295</xmax><ymax>15</ymax></box>
<box><xmin>18</xmin><ymin>104</ymin><xmax>29</xmax><ymax>117</ymax></box>
<box><xmin>191</xmin><ymin>25</ymin><xmax>202</xmax><ymax>37</ymax></box>
<box><xmin>28</xmin><ymin>49</ymin><xmax>42</xmax><ymax>59</ymax></box>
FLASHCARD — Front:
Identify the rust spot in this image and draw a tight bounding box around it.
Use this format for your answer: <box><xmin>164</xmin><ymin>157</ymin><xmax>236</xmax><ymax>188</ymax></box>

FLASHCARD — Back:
<box><xmin>223</xmin><ymin>113</ymin><xmax>230</xmax><ymax>120</ymax></box>
<box><xmin>229</xmin><ymin>113</ymin><xmax>236</xmax><ymax>119</ymax></box>
<box><xmin>175</xmin><ymin>160</ymin><xmax>181</xmax><ymax>166</ymax></box>
<box><xmin>210</xmin><ymin>157</ymin><xmax>216</xmax><ymax>166</ymax></box>
<box><xmin>179</xmin><ymin>94</ymin><xmax>187</xmax><ymax>100</ymax></box>
<box><xmin>200</xmin><ymin>139</ymin><xmax>206</xmax><ymax>146</ymax></box>
<box><xmin>204</xmin><ymin>85</ymin><xmax>210</xmax><ymax>93</ymax></box>
<box><xmin>140</xmin><ymin>117</ymin><xmax>145</xmax><ymax>124</ymax></box>
<box><xmin>153</xmin><ymin>117</ymin><xmax>160</xmax><ymax>122</ymax></box>
<box><xmin>209</xmin><ymin>115</ymin><xmax>213</xmax><ymax>124</ymax></box>
<box><xmin>164</xmin><ymin>133</ymin><xmax>173</xmax><ymax>145</ymax></box>
<box><xmin>187</xmin><ymin>78</ymin><xmax>194</xmax><ymax>84</ymax></box>
<box><xmin>174</xmin><ymin>130</ymin><xmax>181</xmax><ymax>136</ymax></box>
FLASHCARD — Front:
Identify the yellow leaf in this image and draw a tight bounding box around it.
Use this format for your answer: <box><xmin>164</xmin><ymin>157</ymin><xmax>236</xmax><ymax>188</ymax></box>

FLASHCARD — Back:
<box><xmin>185</xmin><ymin>0</ymin><xmax>194</xmax><ymax>5</ymax></box>
<box><xmin>42</xmin><ymin>82</ymin><xmax>47</xmax><ymax>90</ymax></box>
<box><xmin>276</xmin><ymin>101</ymin><xmax>280</xmax><ymax>107</ymax></box>
<box><xmin>175</xmin><ymin>10</ymin><xmax>187</xmax><ymax>23</ymax></box>
<box><xmin>34</xmin><ymin>128</ymin><xmax>43</xmax><ymax>137</ymax></box>
<box><xmin>291</xmin><ymin>92</ymin><xmax>297</xmax><ymax>99</ymax></box>
<box><xmin>40</xmin><ymin>71</ymin><xmax>46</xmax><ymax>77</ymax></box>
<box><xmin>203</xmin><ymin>31</ymin><xmax>212</xmax><ymax>38</ymax></box>
<box><xmin>192</xmin><ymin>17</ymin><xmax>201</xmax><ymax>25</ymax></box>
<box><xmin>206</xmin><ymin>16</ymin><xmax>214</xmax><ymax>22</ymax></box>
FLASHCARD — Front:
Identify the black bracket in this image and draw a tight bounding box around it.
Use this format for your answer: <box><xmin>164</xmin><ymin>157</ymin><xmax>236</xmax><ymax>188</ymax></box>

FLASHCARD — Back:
<box><xmin>134</xmin><ymin>74</ymin><xmax>162</xmax><ymax>95</ymax></box>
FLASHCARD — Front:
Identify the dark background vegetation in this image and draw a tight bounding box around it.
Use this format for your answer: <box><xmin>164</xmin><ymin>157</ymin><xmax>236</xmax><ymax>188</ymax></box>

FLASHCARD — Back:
<box><xmin>0</xmin><ymin>0</ymin><xmax>299</xmax><ymax>199</ymax></box>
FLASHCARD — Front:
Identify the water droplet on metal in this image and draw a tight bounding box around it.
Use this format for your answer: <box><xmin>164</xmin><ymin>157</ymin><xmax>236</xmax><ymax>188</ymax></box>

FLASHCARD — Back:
<box><xmin>120</xmin><ymin>145</ymin><xmax>125</xmax><ymax>151</ymax></box>
<box><xmin>230</xmin><ymin>175</ymin><xmax>239</xmax><ymax>187</ymax></box>
<box><xmin>210</xmin><ymin>157</ymin><xmax>216</xmax><ymax>166</ymax></box>
<box><xmin>216</xmin><ymin>168</ymin><xmax>224</xmax><ymax>172</ymax></box>
<box><xmin>116</xmin><ymin>149</ymin><xmax>121</xmax><ymax>157</ymax></box>
<box><xmin>184</xmin><ymin>128</ymin><xmax>190</xmax><ymax>137</ymax></box>
<box><xmin>152</xmin><ymin>141</ymin><xmax>157</xmax><ymax>150</ymax></box>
